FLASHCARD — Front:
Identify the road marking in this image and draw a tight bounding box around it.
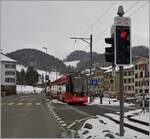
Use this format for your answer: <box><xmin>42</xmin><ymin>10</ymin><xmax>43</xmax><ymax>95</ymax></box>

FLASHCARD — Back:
<box><xmin>59</xmin><ymin>121</ymin><xmax>64</xmax><ymax>123</ymax></box>
<box><xmin>62</xmin><ymin>123</ymin><xmax>67</xmax><ymax>127</ymax></box>
<box><xmin>26</xmin><ymin>102</ymin><xmax>32</xmax><ymax>106</ymax></box>
<box><xmin>35</xmin><ymin>102</ymin><xmax>41</xmax><ymax>106</ymax></box>
<box><xmin>16</xmin><ymin>102</ymin><xmax>23</xmax><ymax>106</ymax></box>
<box><xmin>7</xmin><ymin>102</ymin><xmax>15</xmax><ymax>106</ymax></box>
<box><xmin>57</xmin><ymin>118</ymin><xmax>62</xmax><ymax>121</ymax></box>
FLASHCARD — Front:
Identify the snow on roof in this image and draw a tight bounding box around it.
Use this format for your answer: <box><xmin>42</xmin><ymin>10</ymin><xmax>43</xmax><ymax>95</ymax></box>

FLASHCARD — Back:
<box><xmin>104</xmin><ymin>66</ymin><xmax>119</xmax><ymax>73</ymax></box>
<box><xmin>124</xmin><ymin>64</ymin><xmax>134</xmax><ymax>69</ymax></box>
<box><xmin>1</xmin><ymin>53</ymin><xmax>17</xmax><ymax>63</ymax></box>
<box><xmin>100</xmin><ymin>66</ymin><xmax>112</xmax><ymax>70</ymax></box>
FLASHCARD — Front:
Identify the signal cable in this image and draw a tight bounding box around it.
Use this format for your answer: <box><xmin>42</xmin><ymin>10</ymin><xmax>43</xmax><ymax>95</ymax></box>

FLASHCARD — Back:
<box><xmin>81</xmin><ymin>1</ymin><xmax>116</xmax><ymax>37</ymax></box>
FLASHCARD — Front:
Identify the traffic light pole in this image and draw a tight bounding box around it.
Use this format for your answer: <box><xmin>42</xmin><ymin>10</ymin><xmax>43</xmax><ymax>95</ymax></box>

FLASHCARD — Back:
<box><xmin>119</xmin><ymin>66</ymin><xmax>124</xmax><ymax>136</ymax></box>
<box><xmin>90</xmin><ymin>35</ymin><xmax>93</xmax><ymax>82</ymax></box>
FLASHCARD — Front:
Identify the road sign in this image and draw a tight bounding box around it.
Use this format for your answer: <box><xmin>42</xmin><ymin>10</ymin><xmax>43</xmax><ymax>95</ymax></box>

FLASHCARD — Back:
<box><xmin>114</xmin><ymin>16</ymin><xmax>130</xmax><ymax>26</ymax></box>
<box><xmin>45</xmin><ymin>75</ymin><xmax>49</xmax><ymax>80</ymax></box>
<box><xmin>90</xmin><ymin>80</ymin><xmax>97</xmax><ymax>86</ymax></box>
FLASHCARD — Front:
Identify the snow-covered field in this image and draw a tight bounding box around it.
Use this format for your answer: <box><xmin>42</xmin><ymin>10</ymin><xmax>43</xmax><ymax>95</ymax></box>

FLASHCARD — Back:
<box><xmin>17</xmin><ymin>85</ymin><xmax>43</xmax><ymax>94</ymax></box>
<box><xmin>87</xmin><ymin>97</ymin><xmax>135</xmax><ymax>107</ymax></box>
<box><xmin>64</xmin><ymin>60</ymin><xmax>80</xmax><ymax>68</ymax></box>
<box><xmin>105</xmin><ymin>112</ymin><xmax>149</xmax><ymax>131</ymax></box>
<box><xmin>131</xmin><ymin>111</ymin><xmax>149</xmax><ymax>123</ymax></box>
<box><xmin>78</xmin><ymin>115</ymin><xmax>149</xmax><ymax>138</ymax></box>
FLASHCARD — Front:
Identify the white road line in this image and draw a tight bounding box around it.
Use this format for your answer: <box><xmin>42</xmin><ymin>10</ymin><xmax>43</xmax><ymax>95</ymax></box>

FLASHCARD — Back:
<box><xmin>26</xmin><ymin>102</ymin><xmax>32</xmax><ymax>106</ymax></box>
<box><xmin>59</xmin><ymin>121</ymin><xmax>64</xmax><ymax>123</ymax></box>
<box><xmin>57</xmin><ymin>118</ymin><xmax>62</xmax><ymax>121</ymax></box>
<box><xmin>35</xmin><ymin>102</ymin><xmax>41</xmax><ymax>106</ymax></box>
<box><xmin>67</xmin><ymin>122</ymin><xmax>76</xmax><ymax>129</ymax></box>
<box><xmin>62</xmin><ymin>123</ymin><xmax>67</xmax><ymax>127</ymax></box>
<box><xmin>67</xmin><ymin>116</ymin><xmax>96</xmax><ymax>129</ymax></box>
<box><xmin>7</xmin><ymin>102</ymin><xmax>14</xmax><ymax>106</ymax></box>
<box><xmin>47</xmin><ymin>103</ymin><xmax>66</xmax><ymax>131</ymax></box>
<box><xmin>16</xmin><ymin>102</ymin><xmax>23</xmax><ymax>106</ymax></box>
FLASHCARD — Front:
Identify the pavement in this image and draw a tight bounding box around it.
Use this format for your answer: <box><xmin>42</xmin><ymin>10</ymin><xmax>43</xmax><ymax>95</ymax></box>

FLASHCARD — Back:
<box><xmin>1</xmin><ymin>94</ymin><xmax>63</xmax><ymax>138</ymax></box>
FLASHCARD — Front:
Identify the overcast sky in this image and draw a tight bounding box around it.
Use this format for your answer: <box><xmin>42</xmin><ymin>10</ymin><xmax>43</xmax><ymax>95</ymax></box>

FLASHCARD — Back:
<box><xmin>1</xmin><ymin>1</ymin><xmax>149</xmax><ymax>60</ymax></box>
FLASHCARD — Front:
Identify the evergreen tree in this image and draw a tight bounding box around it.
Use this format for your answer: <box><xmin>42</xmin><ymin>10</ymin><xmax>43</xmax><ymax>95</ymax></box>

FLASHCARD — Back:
<box><xmin>16</xmin><ymin>70</ymin><xmax>20</xmax><ymax>84</ymax></box>
<box><xmin>26</xmin><ymin>66</ymin><xmax>39</xmax><ymax>86</ymax></box>
<box><xmin>20</xmin><ymin>69</ymin><xmax>26</xmax><ymax>85</ymax></box>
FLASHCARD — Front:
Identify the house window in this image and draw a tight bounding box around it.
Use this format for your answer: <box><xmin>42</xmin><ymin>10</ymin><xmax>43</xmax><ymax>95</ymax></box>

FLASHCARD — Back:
<box><xmin>124</xmin><ymin>72</ymin><xmax>127</xmax><ymax>76</ymax></box>
<box><xmin>124</xmin><ymin>79</ymin><xmax>126</xmax><ymax>83</ymax></box>
<box><xmin>5</xmin><ymin>71</ymin><xmax>15</xmax><ymax>75</ymax></box>
<box><xmin>140</xmin><ymin>72</ymin><xmax>143</xmax><ymax>78</ymax></box>
<box><xmin>128</xmin><ymin>86</ymin><xmax>131</xmax><ymax>91</ymax></box>
<box><xmin>128</xmin><ymin>71</ymin><xmax>131</xmax><ymax>76</ymax></box>
<box><xmin>5</xmin><ymin>64</ymin><xmax>16</xmax><ymax>69</ymax></box>
<box><xmin>128</xmin><ymin>79</ymin><xmax>131</xmax><ymax>83</ymax></box>
<box><xmin>135</xmin><ymin>73</ymin><xmax>138</xmax><ymax>78</ymax></box>
<box><xmin>135</xmin><ymin>82</ymin><xmax>138</xmax><ymax>86</ymax></box>
<box><xmin>5</xmin><ymin>78</ymin><xmax>15</xmax><ymax>83</ymax></box>
<box><xmin>135</xmin><ymin>65</ymin><xmax>138</xmax><ymax>70</ymax></box>
<box><xmin>132</xmin><ymin>78</ymin><xmax>134</xmax><ymax>82</ymax></box>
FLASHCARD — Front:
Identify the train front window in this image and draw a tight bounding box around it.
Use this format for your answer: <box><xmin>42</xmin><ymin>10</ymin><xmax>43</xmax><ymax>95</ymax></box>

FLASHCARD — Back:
<box><xmin>72</xmin><ymin>77</ymin><xmax>86</xmax><ymax>96</ymax></box>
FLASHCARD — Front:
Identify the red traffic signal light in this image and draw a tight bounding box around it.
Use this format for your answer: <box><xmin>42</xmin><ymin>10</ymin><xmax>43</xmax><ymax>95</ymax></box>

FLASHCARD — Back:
<box><xmin>115</xmin><ymin>26</ymin><xmax>131</xmax><ymax>65</ymax></box>
<box><xmin>120</xmin><ymin>31</ymin><xmax>127</xmax><ymax>39</ymax></box>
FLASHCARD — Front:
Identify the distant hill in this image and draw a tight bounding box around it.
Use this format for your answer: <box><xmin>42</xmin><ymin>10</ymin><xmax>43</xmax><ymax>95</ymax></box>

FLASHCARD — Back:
<box><xmin>64</xmin><ymin>50</ymin><xmax>98</xmax><ymax>62</ymax></box>
<box><xmin>64</xmin><ymin>46</ymin><xmax>149</xmax><ymax>71</ymax></box>
<box><xmin>6</xmin><ymin>49</ymin><xmax>66</xmax><ymax>73</ymax></box>
<box><xmin>132</xmin><ymin>46</ymin><xmax>149</xmax><ymax>58</ymax></box>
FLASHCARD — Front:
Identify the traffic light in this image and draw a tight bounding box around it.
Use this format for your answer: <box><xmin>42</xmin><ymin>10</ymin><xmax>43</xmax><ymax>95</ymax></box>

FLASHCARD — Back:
<box><xmin>105</xmin><ymin>33</ymin><xmax>114</xmax><ymax>63</ymax></box>
<box><xmin>115</xmin><ymin>26</ymin><xmax>131</xmax><ymax>65</ymax></box>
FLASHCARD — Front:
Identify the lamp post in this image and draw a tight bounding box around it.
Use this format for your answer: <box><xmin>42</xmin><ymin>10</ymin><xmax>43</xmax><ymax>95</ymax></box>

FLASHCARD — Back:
<box><xmin>42</xmin><ymin>47</ymin><xmax>48</xmax><ymax>94</ymax></box>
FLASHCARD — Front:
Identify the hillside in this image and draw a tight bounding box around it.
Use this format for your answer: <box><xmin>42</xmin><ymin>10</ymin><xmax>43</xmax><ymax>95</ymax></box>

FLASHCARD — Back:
<box><xmin>6</xmin><ymin>49</ymin><xmax>66</xmax><ymax>73</ymax></box>
<box><xmin>64</xmin><ymin>46</ymin><xmax>149</xmax><ymax>71</ymax></box>
<box><xmin>64</xmin><ymin>50</ymin><xmax>98</xmax><ymax>62</ymax></box>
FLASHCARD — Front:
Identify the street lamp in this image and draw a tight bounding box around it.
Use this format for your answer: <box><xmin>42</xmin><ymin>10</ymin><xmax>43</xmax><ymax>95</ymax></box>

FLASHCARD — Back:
<box><xmin>42</xmin><ymin>46</ymin><xmax>48</xmax><ymax>94</ymax></box>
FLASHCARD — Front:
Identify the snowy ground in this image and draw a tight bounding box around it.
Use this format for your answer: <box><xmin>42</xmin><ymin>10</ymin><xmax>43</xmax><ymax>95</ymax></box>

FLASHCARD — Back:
<box><xmin>64</xmin><ymin>60</ymin><xmax>80</xmax><ymax>68</ymax></box>
<box><xmin>105</xmin><ymin>113</ymin><xmax>149</xmax><ymax>131</ymax></box>
<box><xmin>87</xmin><ymin>97</ymin><xmax>135</xmax><ymax>107</ymax></box>
<box><xmin>78</xmin><ymin>115</ymin><xmax>149</xmax><ymax>138</ymax></box>
<box><xmin>17</xmin><ymin>85</ymin><xmax>43</xmax><ymax>94</ymax></box>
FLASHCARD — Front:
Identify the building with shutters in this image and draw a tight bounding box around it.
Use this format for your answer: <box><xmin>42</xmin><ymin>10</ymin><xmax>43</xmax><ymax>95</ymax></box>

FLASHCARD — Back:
<box><xmin>133</xmin><ymin>57</ymin><xmax>149</xmax><ymax>95</ymax></box>
<box><xmin>1</xmin><ymin>53</ymin><xmax>17</xmax><ymax>96</ymax></box>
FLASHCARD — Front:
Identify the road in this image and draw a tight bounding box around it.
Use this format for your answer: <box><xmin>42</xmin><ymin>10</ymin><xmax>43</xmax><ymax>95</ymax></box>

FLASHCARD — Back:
<box><xmin>1</xmin><ymin>94</ymin><xmax>62</xmax><ymax>138</ymax></box>
<box><xmin>47</xmin><ymin>99</ymin><xmax>136</xmax><ymax>132</ymax></box>
<box><xmin>1</xmin><ymin>94</ymin><xmax>138</xmax><ymax>138</ymax></box>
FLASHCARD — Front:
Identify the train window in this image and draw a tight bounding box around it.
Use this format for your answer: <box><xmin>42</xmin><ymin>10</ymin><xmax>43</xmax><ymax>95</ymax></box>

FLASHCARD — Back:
<box><xmin>66</xmin><ymin>83</ymin><xmax>72</xmax><ymax>91</ymax></box>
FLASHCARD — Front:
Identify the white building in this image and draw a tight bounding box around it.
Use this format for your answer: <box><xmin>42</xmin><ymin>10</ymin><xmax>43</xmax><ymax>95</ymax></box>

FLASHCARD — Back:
<box><xmin>1</xmin><ymin>53</ymin><xmax>17</xmax><ymax>96</ymax></box>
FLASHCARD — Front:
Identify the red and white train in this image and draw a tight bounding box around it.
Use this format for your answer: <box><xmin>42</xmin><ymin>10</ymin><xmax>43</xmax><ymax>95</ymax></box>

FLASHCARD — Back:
<box><xmin>50</xmin><ymin>74</ymin><xmax>88</xmax><ymax>104</ymax></box>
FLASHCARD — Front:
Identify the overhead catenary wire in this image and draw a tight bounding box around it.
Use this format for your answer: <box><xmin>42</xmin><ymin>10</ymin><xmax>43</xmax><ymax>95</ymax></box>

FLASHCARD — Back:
<box><xmin>81</xmin><ymin>1</ymin><xmax>116</xmax><ymax>37</ymax></box>
<box><xmin>76</xmin><ymin>1</ymin><xmax>146</xmax><ymax>52</ymax></box>
<box><xmin>94</xmin><ymin>0</ymin><xmax>142</xmax><ymax>44</ymax></box>
<box><xmin>128</xmin><ymin>1</ymin><xmax>148</xmax><ymax>17</ymax></box>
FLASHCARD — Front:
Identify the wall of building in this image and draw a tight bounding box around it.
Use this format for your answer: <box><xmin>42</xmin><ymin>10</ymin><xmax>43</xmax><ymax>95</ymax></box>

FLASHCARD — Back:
<box><xmin>1</xmin><ymin>61</ymin><xmax>17</xmax><ymax>96</ymax></box>
<box><xmin>134</xmin><ymin>57</ymin><xmax>149</xmax><ymax>95</ymax></box>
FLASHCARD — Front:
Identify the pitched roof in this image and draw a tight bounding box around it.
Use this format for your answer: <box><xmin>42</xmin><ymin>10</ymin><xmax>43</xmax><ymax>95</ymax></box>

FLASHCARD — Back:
<box><xmin>1</xmin><ymin>53</ymin><xmax>17</xmax><ymax>63</ymax></box>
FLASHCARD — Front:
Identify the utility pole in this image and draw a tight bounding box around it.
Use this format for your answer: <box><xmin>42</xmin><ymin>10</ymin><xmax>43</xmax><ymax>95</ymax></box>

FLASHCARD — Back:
<box><xmin>70</xmin><ymin>35</ymin><xmax>93</xmax><ymax>101</ymax></box>
<box><xmin>42</xmin><ymin>46</ymin><xmax>48</xmax><ymax>94</ymax></box>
